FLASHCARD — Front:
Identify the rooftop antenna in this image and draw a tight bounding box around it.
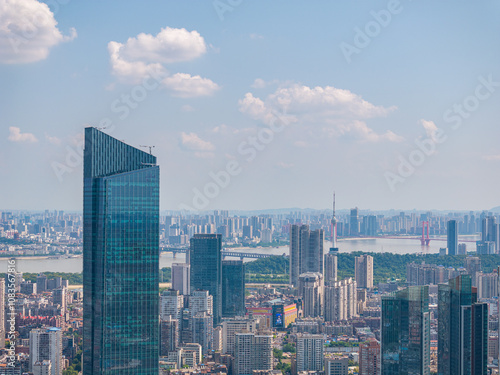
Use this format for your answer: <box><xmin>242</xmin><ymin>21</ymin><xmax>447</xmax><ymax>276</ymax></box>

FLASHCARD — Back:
<box><xmin>139</xmin><ymin>145</ymin><xmax>155</xmax><ymax>154</ymax></box>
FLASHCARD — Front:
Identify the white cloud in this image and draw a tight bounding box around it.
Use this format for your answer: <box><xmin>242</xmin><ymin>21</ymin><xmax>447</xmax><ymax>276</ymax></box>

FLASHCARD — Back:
<box><xmin>251</xmin><ymin>78</ymin><xmax>280</xmax><ymax>89</ymax></box>
<box><xmin>180</xmin><ymin>104</ymin><xmax>195</xmax><ymax>112</ymax></box>
<box><xmin>119</xmin><ymin>27</ymin><xmax>207</xmax><ymax>64</ymax></box>
<box><xmin>45</xmin><ymin>134</ymin><xmax>61</xmax><ymax>145</ymax></box>
<box><xmin>180</xmin><ymin>132</ymin><xmax>215</xmax><ymax>159</ymax></box>
<box><xmin>108</xmin><ymin>27</ymin><xmax>217</xmax><ymax>91</ymax></box>
<box><xmin>0</xmin><ymin>0</ymin><xmax>76</xmax><ymax>64</ymax></box>
<box><xmin>8</xmin><ymin>126</ymin><xmax>37</xmax><ymax>142</ymax></box>
<box><xmin>420</xmin><ymin>119</ymin><xmax>441</xmax><ymax>142</ymax></box>
<box><xmin>483</xmin><ymin>155</ymin><xmax>500</xmax><ymax>161</ymax></box>
<box><xmin>108</xmin><ymin>41</ymin><xmax>166</xmax><ymax>84</ymax></box>
<box><xmin>163</xmin><ymin>73</ymin><xmax>219</xmax><ymax>98</ymax></box>
<box><xmin>239</xmin><ymin>83</ymin><xmax>401</xmax><ymax>143</ymax></box>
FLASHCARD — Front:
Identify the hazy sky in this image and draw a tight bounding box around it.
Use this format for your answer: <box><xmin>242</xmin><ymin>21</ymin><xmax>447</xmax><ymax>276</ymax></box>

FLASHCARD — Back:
<box><xmin>1</xmin><ymin>0</ymin><xmax>500</xmax><ymax>212</ymax></box>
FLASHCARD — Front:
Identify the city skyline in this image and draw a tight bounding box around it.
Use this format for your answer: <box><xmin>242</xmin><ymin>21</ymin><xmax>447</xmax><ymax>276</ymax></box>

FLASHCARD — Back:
<box><xmin>1</xmin><ymin>1</ymin><xmax>500</xmax><ymax>211</ymax></box>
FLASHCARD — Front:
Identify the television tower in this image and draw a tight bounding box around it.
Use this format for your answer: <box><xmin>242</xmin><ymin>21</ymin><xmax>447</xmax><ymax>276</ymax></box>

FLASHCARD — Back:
<box><xmin>331</xmin><ymin>192</ymin><xmax>337</xmax><ymax>248</ymax></box>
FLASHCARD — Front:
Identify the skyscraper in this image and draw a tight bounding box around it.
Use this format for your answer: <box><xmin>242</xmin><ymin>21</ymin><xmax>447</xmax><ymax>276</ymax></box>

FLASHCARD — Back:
<box><xmin>350</xmin><ymin>208</ymin><xmax>359</xmax><ymax>236</ymax></box>
<box><xmin>381</xmin><ymin>286</ymin><xmax>430</xmax><ymax>375</ymax></box>
<box><xmin>447</xmin><ymin>220</ymin><xmax>458</xmax><ymax>255</ymax></box>
<box><xmin>296</xmin><ymin>334</ymin><xmax>325</xmax><ymax>373</ymax></box>
<box><xmin>324</xmin><ymin>249</ymin><xmax>338</xmax><ymax>286</ymax></box>
<box><xmin>30</xmin><ymin>327</ymin><xmax>63</xmax><ymax>375</ymax></box>
<box><xmin>171</xmin><ymin>263</ymin><xmax>190</xmax><ymax>296</ymax></box>
<box><xmin>355</xmin><ymin>255</ymin><xmax>373</xmax><ymax>289</ymax></box>
<box><xmin>222</xmin><ymin>260</ymin><xmax>246</xmax><ymax>318</ymax></box>
<box><xmin>359</xmin><ymin>339</ymin><xmax>380</xmax><ymax>375</ymax></box>
<box><xmin>83</xmin><ymin>128</ymin><xmax>159</xmax><ymax>374</ymax></box>
<box><xmin>324</xmin><ymin>278</ymin><xmax>357</xmax><ymax>322</ymax></box>
<box><xmin>234</xmin><ymin>332</ymin><xmax>273</xmax><ymax>375</ymax></box>
<box><xmin>298</xmin><ymin>272</ymin><xmax>323</xmax><ymax>318</ymax></box>
<box><xmin>289</xmin><ymin>225</ymin><xmax>324</xmax><ymax>286</ymax></box>
<box><xmin>438</xmin><ymin>275</ymin><xmax>488</xmax><ymax>375</ymax></box>
<box><xmin>161</xmin><ymin>289</ymin><xmax>184</xmax><ymax>321</ymax></box>
<box><xmin>160</xmin><ymin>316</ymin><xmax>179</xmax><ymax>356</ymax></box>
<box><xmin>189</xmin><ymin>234</ymin><xmax>222</xmax><ymax>324</ymax></box>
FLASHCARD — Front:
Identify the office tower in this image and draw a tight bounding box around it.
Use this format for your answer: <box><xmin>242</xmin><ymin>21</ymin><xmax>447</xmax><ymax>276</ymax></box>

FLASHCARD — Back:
<box><xmin>171</xmin><ymin>263</ymin><xmax>190</xmax><ymax>295</ymax></box>
<box><xmin>447</xmin><ymin>220</ymin><xmax>458</xmax><ymax>255</ymax></box>
<box><xmin>438</xmin><ymin>275</ymin><xmax>488</xmax><ymax>375</ymax></box>
<box><xmin>465</xmin><ymin>256</ymin><xmax>482</xmax><ymax>287</ymax></box>
<box><xmin>189</xmin><ymin>233</ymin><xmax>222</xmax><ymax>324</ymax></box>
<box><xmin>324</xmin><ymin>356</ymin><xmax>349</xmax><ymax>375</ymax></box>
<box><xmin>324</xmin><ymin>278</ymin><xmax>357</xmax><ymax>322</ymax></box>
<box><xmin>381</xmin><ymin>286</ymin><xmax>430</xmax><ymax>375</ymax></box>
<box><xmin>296</xmin><ymin>334</ymin><xmax>325</xmax><ymax>372</ymax></box>
<box><xmin>83</xmin><ymin>128</ymin><xmax>159</xmax><ymax>374</ymax></box>
<box><xmin>289</xmin><ymin>225</ymin><xmax>324</xmax><ymax>286</ymax></box>
<box><xmin>458</xmin><ymin>243</ymin><xmax>467</xmax><ymax>255</ymax></box>
<box><xmin>324</xmin><ymin>249</ymin><xmax>338</xmax><ymax>286</ymax></box>
<box><xmin>30</xmin><ymin>327</ymin><xmax>63</xmax><ymax>375</ymax></box>
<box><xmin>350</xmin><ymin>207</ymin><xmax>359</xmax><ymax>236</ymax></box>
<box><xmin>36</xmin><ymin>274</ymin><xmax>47</xmax><ymax>293</ymax></box>
<box><xmin>222</xmin><ymin>260</ymin><xmax>246</xmax><ymax>317</ymax></box>
<box><xmin>52</xmin><ymin>288</ymin><xmax>66</xmax><ymax>315</ymax></box>
<box><xmin>355</xmin><ymin>255</ymin><xmax>373</xmax><ymax>289</ymax></box>
<box><xmin>161</xmin><ymin>289</ymin><xmax>184</xmax><ymax>321</ymax></box>
<box><xmin>192</xmin><ymin>312</ymin><xmax>214</xmax><ymax>355</ymax></box>
<box><xmin>234</xmin><ymin>332</ymin><xmax>273</xmax><ymax>375</ymax></box>
<box><xmin>298</xmin><ymin>272</ymin><xmax>323</xmax><ymax>318</ymax></box>
<box><xmin>476</xmin><ymin>272</ymin><xmax>498</xmax><ymax>299</ymax></box>
<box><xmin>359</xmin><ymin>339</ymin><xmax>380</xmax><ymax>375</ymax></box>
<box><xmin>0</xmin><ymin>279</ymin><xmax>4</xmax><ymax>348</ymax></box>
<box><xmin>189</xmin><ymin>289</ymin><xmax>213</xmax><ymax>317</ymax></box>
<box><xmin>160</xmin><ymin>316</ymin><xmax>179</xmax><ymax>356</ymax></box>
<box><xmin>242</xmin><ymin>225</ymin><xmax>253</xmax><ymax>239</ymax></box>
<box><xmin>222</xmin><ymin>318</ymin><xmax>258</xmax><ymax>355</ymax></box>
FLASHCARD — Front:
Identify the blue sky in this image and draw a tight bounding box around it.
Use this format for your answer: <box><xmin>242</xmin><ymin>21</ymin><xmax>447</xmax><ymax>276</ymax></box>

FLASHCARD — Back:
<box><xmin>1</xmin><ymin>0</ymin><xmax>500</xmax><ymax>211</ymax></box>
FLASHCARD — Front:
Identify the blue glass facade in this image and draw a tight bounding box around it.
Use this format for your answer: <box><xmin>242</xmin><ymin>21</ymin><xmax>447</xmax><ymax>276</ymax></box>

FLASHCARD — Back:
<box><xmin>83</xmin><ymin>128</ymin><xmax>159</xmax><ymax>374</ymax></box>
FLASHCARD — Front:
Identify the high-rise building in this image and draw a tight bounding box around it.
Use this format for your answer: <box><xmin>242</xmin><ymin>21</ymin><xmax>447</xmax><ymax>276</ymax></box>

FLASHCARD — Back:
<box><xmin>350</xmin><ymin>208</ymin><xmax>359</xmax><ymax>236</ymax></box>
<box><xmin>296</xmin><ymin>334</ymin><xmax>325</xmax><ymax>372</ymax></box>
<box><xmin>447</xmin><ymin>220</ymin><xmax>458</xmax><ymax>255</ymax></box>
<box><xmin>355</xmin><ymin>255</ymin><xmax>373</xmax><ymax>289</ymax></box>
<box><xmin>222</xmin><ymin>260</ymin><xmax>245</xmax><ymax>318</ymax></box>
<box><xmin>83</xmin><ymin>128</ymin><xmax>159</xmax><ymax>374</ymax></box>
<box><xmin>476</xmin><ymin>271</ymin><xmax>498</xmax><ymax>299</ymax></box>
<box><xmin>222</xmin><ymin>318</ymin><xmax>258</xmax><ymax>355</ymax></box>
<box><xmin>192</xmin><ymin>312</ymin><xmax>214</xmax><ymax>355</ymax></box>
<box><xmin>189</xmin><ymin>289</ymin><xmax>213</xmax><ymax>317</ymax></box>
<box><xmin>438</xmin><ymin>275</ymin><xmax>488</xmax><ymax>375</ymax></box>
<box><xmin>359</xmin><ymin>339</ymin><xmax>380</xmax><ymax>375</ymax></box>
<box><xmin>324</xmin><ymin>356</ymin><xmax>349</xmax><ymax>375</ymax></box>
<box><xmin>52</xmin><ymin>288</ymin><xmax>66</xmax><ymax>316</ymax></box>
<box><xmin>36</xmin><ymin>274</ymin><xmax>47</xmax><ymax>293</ymax></box>
<box><xmin>171</xmin><ymin>263</ymin><xmax>190</xmax><ymax>295</ymax></box>
<box><xmin>289</xmin><ymin>225</ymin><xmax>324</xmax><ymax>286</ymax></box>
<box><xmin>324</xmin><ymin>278</ymin><xmax>357</xmax><ymax>322</ymax></box>
<box><xmin>33</xmin><ymin>360</ymin><xmax>52</xmax><ymax>375</ymax></box>
<box><xmin>30</xmin><ymin>328</ymin><xmax>63</xmax><ymax>375</ymax></box>
<box><xmin>324</xmin><ymin>249</ymin><xmax>338</xmax><ymax>286</ymax></box>
<box><xmin>160</xmin><ymin>316</ymin><xmax>179</xmax><ymax>356</ymax></box>
<box><xmin>189</xmin><ymin>234</ymin><xmax>222</xmax><ymax>324</ymax></box>
<box><xmin>465</xmin><ymin>256</ymin><xmax>482</xmax><ymax>287</ymax></box>
<box><xmin>161</xmin><ymin>289</ymin><xmax>184</xmax><ymax>321</ymax></box>
<box><xmin>234</xmin><ymin>332</ymin><xmax>273</xmax><ymax>375</ymax></box>
<box><xmin>381</xmin><ymin>286</ymin><xmax>430</xmax><ymax>375</ymax></box>
<box><xmin>298</xmin><ymin>272</ymin><xmax>323</xmax><ymax>318</ymax></box>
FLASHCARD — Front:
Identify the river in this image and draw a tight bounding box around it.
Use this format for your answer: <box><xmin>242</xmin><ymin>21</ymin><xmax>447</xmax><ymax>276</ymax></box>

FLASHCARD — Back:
<box><xmin>0</xmin><ymin>236</ymin><xmax>480</xmax><ymax>273</ymax></box>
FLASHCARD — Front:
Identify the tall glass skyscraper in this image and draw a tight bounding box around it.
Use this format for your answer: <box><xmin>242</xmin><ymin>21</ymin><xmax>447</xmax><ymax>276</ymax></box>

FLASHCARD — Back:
<box><xmin>189</xmin><ymin>234</ymin><xmax>222</xmax><ymax>324</ymax></box>
<box><xmin>83</xmin><ymin>128</ymin><xmax>159</xmax><ymax>374</ymax></box>
<box><xmin>381</xmin><ymin>286</ymin><xmax>430</xmax><ymax>375</ymax></box>
<box><xmin>447</xmin><ymin>220</ymin><xmax>458</xmax><ymax>255</ymax></box>
<box><xmin>438</xmin><ymin>275</ymin><xmax>488</xmax><ymax>375</ymax></box>
<box><xmin>222</xmin><ymin>260</ymin><xmax>246</xmax><ymax>318</ymax></box>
